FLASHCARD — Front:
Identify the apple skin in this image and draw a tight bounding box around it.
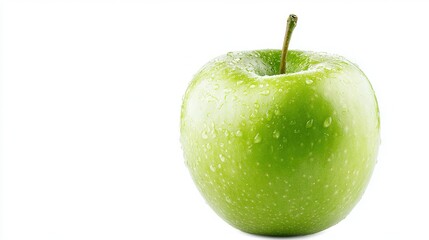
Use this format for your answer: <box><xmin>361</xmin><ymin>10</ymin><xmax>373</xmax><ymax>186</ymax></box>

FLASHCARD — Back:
<box><xmin>180</xmin><ymin>50</ymin><xmax>380</xmax><ymax>236</ymax></box>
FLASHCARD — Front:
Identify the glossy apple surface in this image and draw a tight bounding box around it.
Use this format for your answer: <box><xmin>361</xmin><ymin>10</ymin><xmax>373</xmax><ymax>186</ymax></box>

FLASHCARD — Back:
<box><xmin>180</xmin><ymin>50</ymin><xmax>380</xmax><ymax>236</ymax></box>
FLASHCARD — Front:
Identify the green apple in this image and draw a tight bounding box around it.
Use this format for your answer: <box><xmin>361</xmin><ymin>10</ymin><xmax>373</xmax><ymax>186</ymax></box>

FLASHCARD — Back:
<box><xmin>180</xmin><ymin>15</ymin><xmax>380</xmax><ymax>236</ymax></box>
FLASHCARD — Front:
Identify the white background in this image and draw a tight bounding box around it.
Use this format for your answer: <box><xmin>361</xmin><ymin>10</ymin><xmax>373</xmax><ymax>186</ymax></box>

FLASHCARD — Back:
<box><xmin>1</xmin><ymin>0</ymin><xmax>429</xmax><ymax>239</ymax></box>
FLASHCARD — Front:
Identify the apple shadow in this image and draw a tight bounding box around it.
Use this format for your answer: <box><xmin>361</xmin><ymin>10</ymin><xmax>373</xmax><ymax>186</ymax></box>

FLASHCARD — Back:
<box><xmin>240</xmin><ymin>229</ymin><xmax>326</xmax><ymax>239</ymax></box>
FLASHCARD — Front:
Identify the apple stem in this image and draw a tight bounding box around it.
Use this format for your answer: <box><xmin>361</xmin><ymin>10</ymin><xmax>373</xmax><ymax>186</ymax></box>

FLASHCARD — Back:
<box><xmin>280</xmin><ymin>14</ymin><xmax>298</xmax><ymax>74</ymax></box>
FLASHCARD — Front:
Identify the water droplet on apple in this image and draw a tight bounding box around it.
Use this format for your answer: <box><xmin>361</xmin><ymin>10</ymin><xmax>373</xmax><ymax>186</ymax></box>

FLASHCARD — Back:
<box><xmin>250</xmin><ymin>84</ymin><xmax>256</xmax><ymax>89</ymax></box>
<box><xmin>206</xmin><ymin>95</ymin><xmax>217</xmax><ymax>103</ymax></box>
<box><xmin>219</xmin><ymin>154</ymin><xmax>226</xmax><ymax>162</ymax></box>
<box><xmin>254</xmin><ymin>103</ymin><xmax>260</xmax><ymax>109</ymax></box>
<box><xmin>210</xmin><ymin>165</ymin><xmax>216</xmax><ymax>172</ymax></box>
<box><xmin>254</xmin><ymin>133</ymin><xmax>262</xmax><ymax>143</ymax></box>
<box><xmin>274</xmin><ymin>109</ymin><xmax>281</xmax><ymax>115</ymax></box>
<box><xmin>213</xmin><ymin>84</ymin><xmax>219</xmax><ymax>90</ymax></box>
<box><xmin>236</xmin><ymin>80</ymin><xmax>244</xmax><ymax>85</ymax></box>
<box><xmin>306</xmin><ymin>119</ymin><xmax>314</xmax><ymax>128</ymax></box>
<box><xmin>266</xmin><ymin>111</ymin><xmax>272</xmax><ymax>121</ymax></box>
<box><xmin>235</xmin><ymin>130</ymin><xmax>243</xmax><ymax>137</ymax></box>
<box><xmin>323</xmin><ymin>117</ymin><xmax>332</xmax><ymax>127</ymax></box>
<box><xmin>201</xmin><ymin>131</ymin><xmax>208</xmax><ymax>139</ymax></box>
<box><xmin>305</xmin><ymin>79</ymin><xmax>314</xmax><ymax>85</ymax></box>
<box><xmin>225</xmin><ymin>196</ymin><xmax>232</xmax><ymax>204</ymax></box>
<box><xmin>260</xmin><ymin>90</ymin><xmax>270</xmax><ymax>95</ymax></box>
<box><xmin>224</xmin><ymin>130</ymin><xmax>229</xmax><ymax>137</ymax></box>
<box><xmin>273</xmin><ymin>130</ymin><xmax>280</xmax><ymax>139</ymax></box>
